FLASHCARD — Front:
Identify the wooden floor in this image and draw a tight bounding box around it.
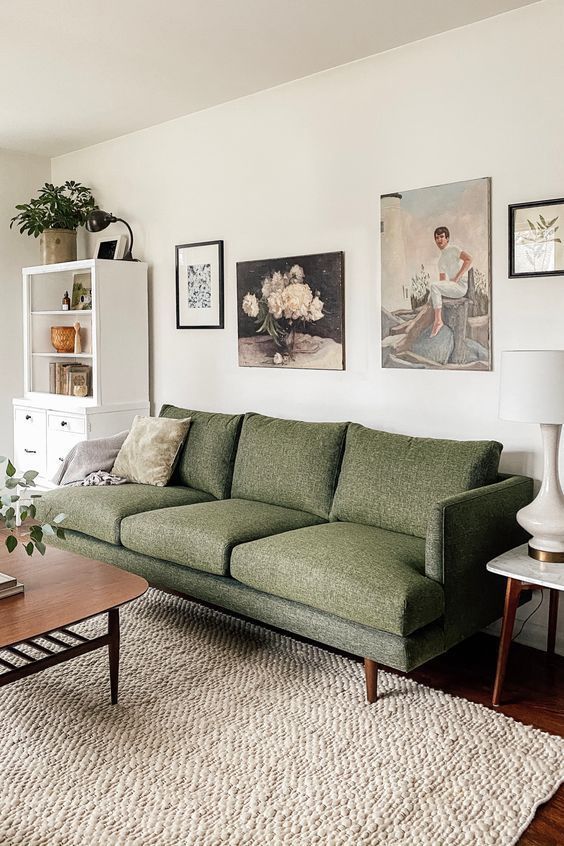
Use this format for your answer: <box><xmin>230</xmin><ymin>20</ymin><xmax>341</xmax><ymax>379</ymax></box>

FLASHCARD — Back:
<box><xmin>408</xmin><ymin>633</ymin><xmax>564</xmax><ymax>846</ymax></box>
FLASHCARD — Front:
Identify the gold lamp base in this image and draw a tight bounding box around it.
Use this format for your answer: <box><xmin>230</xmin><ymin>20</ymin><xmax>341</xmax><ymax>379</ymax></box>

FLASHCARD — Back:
<box><xmin>528</xmin><ymin>544</ymin><xmax>564</xmax><ymax>563</ymax></box>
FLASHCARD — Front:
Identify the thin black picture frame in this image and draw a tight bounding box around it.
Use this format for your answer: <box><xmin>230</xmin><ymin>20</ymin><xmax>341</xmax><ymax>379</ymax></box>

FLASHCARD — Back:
<box><xmin>175</xmin><ymin>240</ymin><xmax>224</xmax><ymax>329</ymax></box>
<box><xmin>508</xmin><ymin>197</ymin><xmax>564</xmax><ymax>278</ymax></box>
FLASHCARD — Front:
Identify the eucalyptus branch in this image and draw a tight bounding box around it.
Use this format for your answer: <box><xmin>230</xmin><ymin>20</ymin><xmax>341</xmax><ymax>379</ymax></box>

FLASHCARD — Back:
<box><xmin>0</xmin><ymin>457</ymin><xmax>65</xmax><ymax>556</ymax></box>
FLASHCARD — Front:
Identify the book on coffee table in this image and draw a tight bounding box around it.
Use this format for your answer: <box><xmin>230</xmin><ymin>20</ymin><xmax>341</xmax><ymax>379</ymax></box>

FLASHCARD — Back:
<box><xmin>0</xmin><ymin>572</ymin><xmax>18</xmax><ymax>590</ymax></box>
<box><xmin>0</xmin><ymin>582</ymin><xmax>24</xmax><ymax>599</ymax></box>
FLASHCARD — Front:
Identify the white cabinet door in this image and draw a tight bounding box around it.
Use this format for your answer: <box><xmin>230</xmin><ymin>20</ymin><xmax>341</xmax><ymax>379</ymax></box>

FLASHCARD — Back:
<box><xmin>13</xmin><ymin>407</ymin><xmax>47</xmax><ymax>477</ymax></box>
<box><xmin>46</xmin><ymin>428</ymin><xmax>85</xmax><ymax>481</ymax></box>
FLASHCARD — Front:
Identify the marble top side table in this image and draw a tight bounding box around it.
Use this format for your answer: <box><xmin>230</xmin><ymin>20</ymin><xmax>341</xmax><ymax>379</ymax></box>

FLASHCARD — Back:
<box><xmin>487</xmin><ymin>544</ymin><xmax>563</xmax><ymax>706</ymax></box>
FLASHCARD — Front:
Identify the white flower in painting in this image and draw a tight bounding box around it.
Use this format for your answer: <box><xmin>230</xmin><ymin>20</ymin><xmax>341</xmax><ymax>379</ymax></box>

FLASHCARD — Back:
<box><xmin>288</xmin><ymin>264</ymin><xmax>305</xmax><ymax>283</ymax></box>
<box><xmin>273</xmin><ymin>352</ymin><xmax>283</xmax><ymax>365</ymax></box>
<box><xmin>266</xmin><ymin>291</ymin><xmax>284</xmax><ymax>319</ymax></box>
<box><xmin>262</xmin><ymin>271</ymin><xmax>287</xmax><ymax>298</ymax></box>
<box><xmin>282</xmin><ymin>282</ymin><xmax>313</xmax><ymax>320</ymax></box>
<box><xmin>242</xmin><ymin>292</ymin><xmax>259</xmax><ymax>317</ymax></box>
<box><xmin>308</xmin><ymin>295</ymin><xmax>324</xmax><ymax>321</ymax></box>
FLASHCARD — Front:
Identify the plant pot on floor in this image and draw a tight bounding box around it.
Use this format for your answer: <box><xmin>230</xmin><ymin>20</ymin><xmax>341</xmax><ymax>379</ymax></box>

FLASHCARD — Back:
<box><xmin>40</xmin><ymin>229</ymin><xmax>77</xmax><ymax>265</ymax></box>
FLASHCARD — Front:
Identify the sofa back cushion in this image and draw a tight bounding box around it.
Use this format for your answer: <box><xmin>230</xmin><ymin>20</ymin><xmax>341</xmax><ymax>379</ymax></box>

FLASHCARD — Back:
<box><xmin>331</xmin><ymin>423</ymin><xmax>502</xmax><ymax>538</ymax></box>
<box><xmin>231</xmin><ymin>413</ymin><xmax>347</xmax><ymax>519</ymax></box>
<box><xmin>159</xmin><ymin>404</ymin><xmax>243</xmax><ymax>499</ymax></box>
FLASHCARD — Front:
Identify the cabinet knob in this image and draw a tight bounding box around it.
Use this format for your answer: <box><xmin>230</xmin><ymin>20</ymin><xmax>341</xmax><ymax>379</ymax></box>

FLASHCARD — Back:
<box><xmin>25</xmin><ymin>414</ymin><xmax>32</xmax><ymax>421</ymax></box>
<box><xmin>60</xmin><ymin>420</ymin><xmax>68</xmax><ymax>427</ymax></box>
<box><xmin>24</xmin><ymin>448</ymin><xmax>37</xmax><ymax>454</ymax></box>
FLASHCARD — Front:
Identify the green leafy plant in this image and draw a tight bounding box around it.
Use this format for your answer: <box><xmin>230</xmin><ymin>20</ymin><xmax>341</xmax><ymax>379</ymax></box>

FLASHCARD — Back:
<box><xmin>10</xmin><ymin>181</ymin><xmax>97</xmax><ymax>237</ymax></box>
<box><xmin>0</xmin><ymin>457</ymin><xmax>65</xmax><ymax>555</ymax></box>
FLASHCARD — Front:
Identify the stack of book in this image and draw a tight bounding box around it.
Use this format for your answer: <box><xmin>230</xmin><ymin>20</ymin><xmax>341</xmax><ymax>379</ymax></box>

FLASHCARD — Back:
<box><xmin>0</xmin><ymin>571</ymin><xmax>24</xmax><ymax>599</ymax></box>
<box><xmin>49</xmin><ymin>362</ymin><xmax>91</xmax><ymax>396</ymax></box>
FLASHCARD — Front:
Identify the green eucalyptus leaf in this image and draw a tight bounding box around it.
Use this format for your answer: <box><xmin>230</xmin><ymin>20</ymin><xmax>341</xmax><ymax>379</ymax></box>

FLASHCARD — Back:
<box><xmin>5</xmin><ymin>535</ymin><xmax>17</xmax><ymax>553</ymax></box>
<box><xmin>34</xmin><ymin>541</ymin><xmax>46</xmax><ymax>556</ymax></box>
<box><xmin>25</xmin><ymin>541</ymin><xmax>34</xmax><ymax>556</ymax></box>
<box><xmin>6</xmin><ymin>461</ymin><xmax>16</xmax><ymax>477</ymax></box>
<box><xmin>52</xmin><ymin>513</ymin><xmax>66</xmax><ymax>524</ymax></box>
<box><xmin>56</xmin><ymin>527</ymin><xmax>66</xmax><ymax>540</ymax></box>
<box><xmin>41</xmin><ymin>523</ymin><xmax>55</xmax><ymax>536</ymax></box>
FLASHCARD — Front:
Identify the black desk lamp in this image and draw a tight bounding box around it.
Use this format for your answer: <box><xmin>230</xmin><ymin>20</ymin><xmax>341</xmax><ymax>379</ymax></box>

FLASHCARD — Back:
<box><xmin>86</xmin><ymin>209</ymin><xmax>137</xmax><ymax>261</ymax></box>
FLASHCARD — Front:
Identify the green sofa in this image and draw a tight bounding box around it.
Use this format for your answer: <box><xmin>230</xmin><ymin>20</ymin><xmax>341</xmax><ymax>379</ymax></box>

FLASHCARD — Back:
<box><xmin>38</xmin><ymin>405</ymin><xmax>533</xmax><ymax>701</ymax></box>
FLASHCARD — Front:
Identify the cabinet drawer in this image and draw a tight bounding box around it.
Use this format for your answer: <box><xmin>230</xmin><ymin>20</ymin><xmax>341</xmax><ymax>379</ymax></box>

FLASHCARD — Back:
<box><xmin>46</xmin><ymin>429</ymin><xmax>85</xmax><ymax>481</ymax></box>
<box><xmin>14</xmin><ymin>406</ymin><xmax>46</xmax><ymax>433</ymax></box>
<box><xmin>48</xmin><ymin>412</ymin><xmax>86</xmax><ymax>435</ymax></box>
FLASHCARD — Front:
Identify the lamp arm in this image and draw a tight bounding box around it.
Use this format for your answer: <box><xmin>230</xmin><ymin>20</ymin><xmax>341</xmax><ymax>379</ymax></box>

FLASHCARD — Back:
<box><xmin>115</xmin><ymin>217</ymin><xmax>136</xmax><ymax>261</ymax></box>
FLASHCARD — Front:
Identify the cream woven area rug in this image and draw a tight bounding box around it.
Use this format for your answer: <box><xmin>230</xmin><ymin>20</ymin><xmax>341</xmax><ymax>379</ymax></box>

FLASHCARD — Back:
<box><xmin>0</xmin><ymin>589</ymin><xmax>562</xmax><ymax>846</ymax></box>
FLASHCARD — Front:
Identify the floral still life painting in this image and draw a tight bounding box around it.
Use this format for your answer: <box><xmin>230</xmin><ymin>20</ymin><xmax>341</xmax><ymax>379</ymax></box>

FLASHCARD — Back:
<box><xmin>380</xmin><ymin>177</ymin><xmax>491</xmax><ymax>371</ymax></box>
<box><xmin>237</xmin><ymin>252</ymin><xmax>344</xmax><ymax>369</ymax></box>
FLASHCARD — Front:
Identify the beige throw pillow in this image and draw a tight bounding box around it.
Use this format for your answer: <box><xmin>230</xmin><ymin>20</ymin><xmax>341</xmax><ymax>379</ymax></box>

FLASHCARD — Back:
<box><xmin>112</xmin><ymin>416</ymin><xmax>191</xmax><ymax>486</ymax></box>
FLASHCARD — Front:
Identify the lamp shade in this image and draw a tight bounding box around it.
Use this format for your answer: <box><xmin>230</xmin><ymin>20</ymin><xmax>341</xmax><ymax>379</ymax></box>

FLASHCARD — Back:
<box><xmin>499</xmin><ymin>350</ymin><xmax>564</xmax><ymax>423</ymax></box>
<box><xmin>85</xmin><ymin>209</ymin><xmax>115</xmax><ymax>233</ymax></box>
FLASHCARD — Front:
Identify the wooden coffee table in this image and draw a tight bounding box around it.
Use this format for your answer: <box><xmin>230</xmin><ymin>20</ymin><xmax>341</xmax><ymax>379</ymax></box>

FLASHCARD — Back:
<box><xmin>0</xmin><ymin>544</ymin><xmax>147</xmax><ymax>704</ymax></box>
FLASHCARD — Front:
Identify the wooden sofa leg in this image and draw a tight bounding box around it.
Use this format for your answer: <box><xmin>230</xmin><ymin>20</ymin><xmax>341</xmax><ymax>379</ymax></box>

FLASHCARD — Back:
<box><xmin>364</xmin><ymin>658</ymin><xmax>378</xmax><ymax>703</ymax></box>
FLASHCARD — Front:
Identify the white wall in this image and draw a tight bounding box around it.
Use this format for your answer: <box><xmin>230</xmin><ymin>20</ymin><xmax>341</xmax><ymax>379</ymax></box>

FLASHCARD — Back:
<box><xmin>52</xmin><ymin>0</ymin><xmax>564</xmax><ymax>653</ymax></box>
<box><xmin>0</xmin><ymin>149</ymin><xmax>50</xmax><ymax>457</ymax></box>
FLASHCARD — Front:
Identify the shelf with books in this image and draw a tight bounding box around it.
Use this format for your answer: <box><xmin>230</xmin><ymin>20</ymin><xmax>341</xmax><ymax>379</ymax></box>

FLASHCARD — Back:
<box><xmin>16</xmin><ymin>259</ymin><xmax>149</xmax><ymax>484</ymax></box>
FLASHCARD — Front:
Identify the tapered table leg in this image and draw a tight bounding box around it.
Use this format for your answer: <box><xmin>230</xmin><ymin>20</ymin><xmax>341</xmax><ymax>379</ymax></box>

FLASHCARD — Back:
<box><xmin>108</xmin><ymin>607</ymin><xmax>120</xmax><ymax>705</ymax></box>
<box><xmin>547</xmin><ymin>589</ymin><xmax>559</xmax><ymax>655</ymax></box>
<box><xmin>492</xmin><ymin>578</ymin><xmax>522</xmax><ymax>707</ymax></box>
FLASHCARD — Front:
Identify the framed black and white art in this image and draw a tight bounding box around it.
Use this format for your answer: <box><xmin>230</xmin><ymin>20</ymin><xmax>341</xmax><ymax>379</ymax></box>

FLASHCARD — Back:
<box><xmin>509</xmin><ymin>198</ymin><xmax>564</xmax><ymax>278</ymax></box>
<box><xmin>175</xmin><ymin>240</ymin><xmax>224</xmax><ymax>329</ymax></box>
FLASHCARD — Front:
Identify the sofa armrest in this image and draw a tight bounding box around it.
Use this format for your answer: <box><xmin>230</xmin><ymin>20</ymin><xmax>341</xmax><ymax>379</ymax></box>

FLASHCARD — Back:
<box><xmin>425</xmin><ymin>475</ymin><xmax>534</xmax><ymax>647</ymax></box>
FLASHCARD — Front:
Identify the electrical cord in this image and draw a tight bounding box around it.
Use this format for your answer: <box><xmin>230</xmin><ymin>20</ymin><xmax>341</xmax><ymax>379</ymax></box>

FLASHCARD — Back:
<box><xmin>512</xmin><ymin>588</ymin><xmax>544</xmax><ymax>643</ymax></box>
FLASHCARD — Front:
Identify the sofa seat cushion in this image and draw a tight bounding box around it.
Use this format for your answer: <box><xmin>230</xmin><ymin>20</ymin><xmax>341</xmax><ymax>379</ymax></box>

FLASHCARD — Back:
<box><xmin>35</xmin><ymin>484</ymin><xmax>214</xmax><ymax>546</ymax></box>
<box><xmin>331</xmin><ymin>424</ymin><xmax>502</xmax><ymax>538</ymax></box>
<box><xmin>120</xmin><ymin>498</ymin><xmax>325</xmax><ymax>576</ymax></box>
<box><xmin>231</xmin><ymin>413</ymin><xmax>347</xmax><ymax>519</ymax></box>
<box><xmin>230</xmin><ymin>522</ymin><xmax>444</xmax><ymax>637</ymax></box>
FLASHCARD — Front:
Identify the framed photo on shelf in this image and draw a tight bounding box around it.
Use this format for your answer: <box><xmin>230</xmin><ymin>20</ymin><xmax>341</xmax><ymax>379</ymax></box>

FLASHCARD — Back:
<box><xmin>509</xmin><ymin>197</ymin><xmax>564</xmax><ymax>278</ymax></box>
<box><xmin>94</xmin><ymin>234</ymin><xmax>127</xmax><ymax>260</ymax></box>
<box><xmin>71</xmin><ymin>272</ymin><xmax>92</xmax><ymax>310</ymax></box>
<box><xmin>175</xmin><ymin>240</ymin><xmax>224</xmax><ymax>329</ymax></box>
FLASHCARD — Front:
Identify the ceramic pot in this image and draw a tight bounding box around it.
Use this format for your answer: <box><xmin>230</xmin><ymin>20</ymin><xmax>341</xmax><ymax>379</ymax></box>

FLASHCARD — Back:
<box><xmin>40</xmin><ymin>229</ymin><xmax>77</xmax><ymax>265</ymax></box>
<box><xmin>51</xmin><ymin>326</ymin><xmax>76</xmax><ymax>353</ymax></box>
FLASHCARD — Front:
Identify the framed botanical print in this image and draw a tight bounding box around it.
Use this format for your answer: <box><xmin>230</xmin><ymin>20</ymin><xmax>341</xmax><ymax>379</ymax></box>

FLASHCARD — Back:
<box><xmin>509</xmin><ymin>198</ymin><xmax>564</xmax><ymax>278</ymax></box>
<box><xmin>175</xmin><ymin>240</ymin><xmax>224</xmax><ymax>329</ymax></box>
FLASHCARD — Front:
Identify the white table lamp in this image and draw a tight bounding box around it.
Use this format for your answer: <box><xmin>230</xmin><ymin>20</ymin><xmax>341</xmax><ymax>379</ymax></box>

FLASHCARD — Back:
<box><xmin>499</xmin><ymin>350</ymin><xmax>564</xmax><ymax>563</ymax></box>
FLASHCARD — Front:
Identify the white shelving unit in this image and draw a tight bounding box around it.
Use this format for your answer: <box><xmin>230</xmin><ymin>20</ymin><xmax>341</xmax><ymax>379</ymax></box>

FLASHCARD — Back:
<box><xmin>13</xmin><ymin>259</ymin><xmax>149</xmax><ymax>484</ymax></box>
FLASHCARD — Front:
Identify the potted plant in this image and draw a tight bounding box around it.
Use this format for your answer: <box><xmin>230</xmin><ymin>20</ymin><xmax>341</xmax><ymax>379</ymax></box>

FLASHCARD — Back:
<box><xmin>10</xmin><ymin>181</ymin><xmax>97</xmax><ymax>265</ymax></box>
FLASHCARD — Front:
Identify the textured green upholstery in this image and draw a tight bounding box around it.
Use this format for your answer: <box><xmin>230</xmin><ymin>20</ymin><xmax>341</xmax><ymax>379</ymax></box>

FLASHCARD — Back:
<box><xmin>159</xmin><ymin>404</ymin><xmax>243</xmax><ymax>499</ymax></box>
<box><xmin>331</xmin><ymin>424</ymin><xmax>502</xmax><ymax>538</ymax></box>
<box><xmin>46</xmin><ymin>530</ymin><xmax>447</xmax><ymax>673</ymax></box>
<box><xmin>425</xmin><ymin>474</ymin><xmax>534</xmax><ymax>647</ymax></box>
<box><xmin>35</xmin><ymin>484</ymin><xmax>214</xmax><ymax>546</ymax></box>
<box><xmin>231</xmin><ymin>522</ymin><xmax>444</xmax><ymax>636</ymax></box>
<box><xmin>231</xmin><ymin>413</ymin><xmax>347</xmax><ymax>519</ymax></box>
<box><xmin>121</xmin><ymin>498</ymin><xmax>324</xmax><ymax>576</ymax></box>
